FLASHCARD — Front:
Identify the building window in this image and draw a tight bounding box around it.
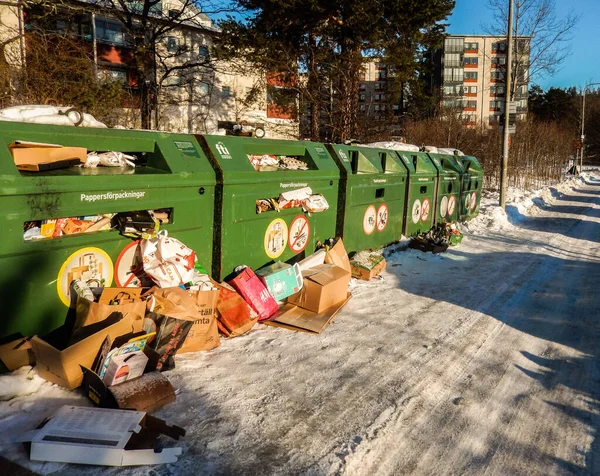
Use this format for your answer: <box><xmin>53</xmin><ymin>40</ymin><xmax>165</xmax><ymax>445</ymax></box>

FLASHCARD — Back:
<box><xmin>492</xmin><ymin>42</ymin><xmax>506</xmax><ymax>52</ymax></box>
<box><xmin>464</xmin><ymin>57</ymin><xmax>478</xmax><ymax>66</ymax></box>
<box><xmin>443</xmin><ymin>67</ymin><xmax>464</xmax><ymax>82</ymax></box>
<box><xmin>464</xmin><ymin>42</ymin><xmax>479</xmax><ymax>51</ymax></box>
<box><xmin>465</xmin><ymin>86</ymin><xmax>477</xmax><ymax>94</ymax></box>
<box><xmin>464</xmin><ymin>71</ymin><xmax>478</xmax><ymax>80</ymax></box>
<box><xmin>359</xmin><ymin>72</ymin><xmax>366</xmax><ymax>81</ymax></box>
<box><xmin>165</xmin><ymin>36</ymin><xmax>179</xmax><ymax>53</ymax></box>
<box><xmin>359</xmin><ymin>104</ymin><xmax>366</xmax><ymax>112</ymax></box>
<box><xmin>199</xmin><ymin>82</ymin><xmax>210</xmax><ymax>95</ymax></box>
<box><xmin>444</xmin><ymin>84</ymin><xmax>464</xmax><ymax>96</ymax></box>
<box><xmin>359</xmin><ymin>94</ymin><xmax>365</xmax><ymax>102</ymax></box>
<box><xmin>221</xmin><ymin>86</ymin><xmax>231</xmax><ymax>98</ymax></box>
<box><xmin>490</xmin><ymin>71</ymin><xmax>504</xmax><ymax>81</ymax></box>
<box><xmin>444</xmin><ymin>53</ymin><xmax>462</xmax><ymax>68</ymax></box>
<box><xmin>97</xmin><ymin>68</ymin><xmax>127</xmax><ymax>84</ymax></box>
<box><xmin>443</xmin><ymin>98</ymin><xmax>464</xmax><ymax>109</ymax></box>
<box><xmin>489</xmin><ymin>114</ymin><xmax>500</xmax><ymax>124</ymax></box>
<box><xmin>491</xmin><ymin>57</ymin><xmax>507</xmax><ymax>66</ymax></box>
<box><xmin>359</xmin><ymin>83</ymin><xmax>366</xmax><ymax>91</ymax></box>
<box><xmin>489</xmin><ymin>100</ymin><xmax>504</xmax><ymax>110</ymax></box>
<box><xmin>465</xmin><ymin>100</ymin><xmax>477</xmax><ymax>109</ymax></box>
<box><xmin>445</xmin><ymin>37</ymin><xmax>464</xmax><ymax>53</ymax></box>
<box><xmin>95</xmin><ymin>18</ymin><xmax>128</xmax><ymax>46</ymax></box>
<box><xmin>199</xmin><ymin>45</ymin><xmax>209</xmax><ymax>57</ymax></box>
<box><xmin>490</xmin><ymin>85</ymin><xmax>505</xmax><ymax>96</ymax></box>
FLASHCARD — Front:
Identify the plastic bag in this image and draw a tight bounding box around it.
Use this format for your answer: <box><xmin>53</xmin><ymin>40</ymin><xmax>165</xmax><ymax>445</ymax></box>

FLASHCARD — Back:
<box><xmin>140</xmin><ymin>231</ymin><xmax>197</xmax><ymax>288</ymax></box>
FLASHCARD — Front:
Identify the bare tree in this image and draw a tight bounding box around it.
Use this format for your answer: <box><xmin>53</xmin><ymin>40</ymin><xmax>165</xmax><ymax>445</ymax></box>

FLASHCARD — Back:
<box><xmin>485</xmin><ymin>0</ymin><xmax>579</xmax><ymax>98</ymax></box>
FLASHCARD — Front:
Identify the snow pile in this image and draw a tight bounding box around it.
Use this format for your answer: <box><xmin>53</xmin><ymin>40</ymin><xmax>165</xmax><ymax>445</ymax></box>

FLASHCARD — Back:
<box><xmin>361</xmin><ymin>141</ymin><xmax>420</xmax><ymax>152</ymax></box>
<box><xmin>0</xmin><ymin>367</ymin><xmax>44</xmax><ymax>401</ymax></box>
<box><xmin>0</xmin><ymin>105</ymin><xmax>107</xmax><ymax>128</ymax></box>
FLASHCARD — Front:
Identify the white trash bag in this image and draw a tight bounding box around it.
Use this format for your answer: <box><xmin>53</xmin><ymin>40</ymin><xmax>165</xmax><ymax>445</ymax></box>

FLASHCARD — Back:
<box><xmin>140</xmin><ymin>231</ymin><xmax>197</xmax><ymax>288</ymax></box>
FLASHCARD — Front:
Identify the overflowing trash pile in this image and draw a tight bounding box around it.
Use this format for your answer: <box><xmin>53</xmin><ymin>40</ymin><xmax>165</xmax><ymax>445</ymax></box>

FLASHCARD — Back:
<box><xmin>3</xmin><ymin>214</ymin><xmax>364</xmax><ymax>466</ymax></box>
<box><xmin>247</xmin><ymin>153</ymin><xmax>309</xmax><ymax>171</ymax></box>
<box><xmin>408</xmin><ymin>222</ymin><xmax>463</xmax><ymax>254</ymax></box>
<box><xmin>256</xmin><ymin>186</ymin><xmax>329</xmax><ymax>214</ymax></box>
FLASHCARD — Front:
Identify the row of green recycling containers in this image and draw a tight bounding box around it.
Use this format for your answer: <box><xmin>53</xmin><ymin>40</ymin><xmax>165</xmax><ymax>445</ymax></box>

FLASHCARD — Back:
<box><xmin>0</xmin><ymin>122</ymin><xmax>483</xmax><ymax>339</ymax></box>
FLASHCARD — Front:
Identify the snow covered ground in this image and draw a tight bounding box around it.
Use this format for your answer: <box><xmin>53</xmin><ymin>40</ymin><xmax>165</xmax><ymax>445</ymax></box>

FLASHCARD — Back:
<box><xmin>1</xmin><ymin>170</ymin><xmax>600</xmax><ymax>475</ymax></box>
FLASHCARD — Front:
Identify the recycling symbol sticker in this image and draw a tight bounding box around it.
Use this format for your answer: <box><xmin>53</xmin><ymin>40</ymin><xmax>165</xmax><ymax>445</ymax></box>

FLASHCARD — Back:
<box><xmin>363</xmin><ymin>205</ymin><xmax>377</xmax><ymax>235</ymax></box>
<box><xmin>411</xmin><ymin>199</ymin><xmax>422</xmax><ymax>224</ymax></box>
<box><xmin>440</xmin><ymin>196</ymin><xmax>449</xmax><ymax>218</ymax></box>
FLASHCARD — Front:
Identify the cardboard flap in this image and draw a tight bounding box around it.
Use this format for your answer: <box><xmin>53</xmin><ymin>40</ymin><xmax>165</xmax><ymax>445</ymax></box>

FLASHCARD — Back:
<box><xmin>324</xmin><ymin>238</ymin><xmax>351</xmax><ymax>274</ymax></box>
<box><xmin>304</xmin><ymin>264</ymin><xmax>349</xmax><ymax>286</ymax></box>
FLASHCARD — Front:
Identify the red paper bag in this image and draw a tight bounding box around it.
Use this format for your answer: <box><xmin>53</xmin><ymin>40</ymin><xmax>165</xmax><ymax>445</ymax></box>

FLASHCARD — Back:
<box><xmin>226</xmin><ymin>267</ymin><xmax>278</xmax><ymax>321</ymax></box>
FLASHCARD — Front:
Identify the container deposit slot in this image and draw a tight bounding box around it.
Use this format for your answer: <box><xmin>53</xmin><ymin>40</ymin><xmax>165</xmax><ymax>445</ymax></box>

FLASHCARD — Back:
<box><xmin>23</xmin><ymin>208</ymin><xmax>173</xmax><ymax>242</ymax></box>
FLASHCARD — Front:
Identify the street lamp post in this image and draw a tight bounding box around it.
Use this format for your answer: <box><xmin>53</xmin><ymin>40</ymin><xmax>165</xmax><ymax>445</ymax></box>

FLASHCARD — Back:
<box><xmin>581</xmin><ymin>82</ymin><xmax>600</xmax><ymax>173</ymax></box>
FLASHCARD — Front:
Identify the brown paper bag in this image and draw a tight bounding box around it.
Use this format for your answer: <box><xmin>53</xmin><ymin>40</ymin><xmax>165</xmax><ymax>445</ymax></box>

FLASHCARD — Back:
<box><xmin>144</xmin><ymin>287</ymin><xmax>220</xmax><ymax>356</ymax></box>
<box><xmin>177</xmin><ymin>289</ymin><xmax>220</xmax><ymax>353</ymax></box>
<box><xmin>74</xmin><ymin>294</ymin><xmax>146</xmax><ymax>332</ymax></box>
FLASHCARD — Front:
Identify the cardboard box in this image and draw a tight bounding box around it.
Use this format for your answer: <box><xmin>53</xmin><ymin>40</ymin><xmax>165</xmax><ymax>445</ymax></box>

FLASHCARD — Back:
<box><xmin>29</xmin><ymin>405</ymin><xmax>184</xmax><ymax>466</ymax></box>
<box><xmin>9</xmin><ymin>141</ymin><xmax>86</xmax><ymax>167</ymax></box>
<box><xmin>82</xmin><ymin>344</ymin><xmax>176</xmax><ymax>413</ymax></box>
<box><xmin>266</xmin><ymin>293</ymin><xmax>351</xmax><ymax>334</ymax></box>
<box><xmin>30</xmin><ymin>312</ymin><xmax>143</xmax><ymax>389</ymax></box>
<box><xmin>102</xmin><ymin>350</ymin><xmax>148</xmax><ymax>387</ymax></box>
<box><xmin>256</xmin><ymin>262</ymin><xmax>303</xmax><ymax>301</ymax></box>
<box><xmin>0</xmin><ymin>337</ymin><xmax>34</xmax><ymax>372</ymax></box>
<box><xmin>287</xmin><ymin>263</ymin><xmax>351</xmax><ymax>314</ymax></box>
<box><xmin>350</xmin><ymin>255</ymin><xmax>387</xmax><ymax>280</ymax></box>
<box><xmin>297</xmin><ymin>249</ymin><xmax>326</xmax><ymax>271</ymax></box>
<box><xmin>324</xmin><ymin>238</ymin><xmax>351</xmax><ymax>274</ymax></box>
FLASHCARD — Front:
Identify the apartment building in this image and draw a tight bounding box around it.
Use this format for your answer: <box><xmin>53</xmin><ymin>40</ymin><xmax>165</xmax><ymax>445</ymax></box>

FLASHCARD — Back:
<box><xmin>0</xmin><ymin>1</ymin><xmax>298</xmax><ymax>138</ymax></box>
<box><xmin>436</xmin><ymin>34</ymin><xmax>531</xmax><ymax>127</ymax></box>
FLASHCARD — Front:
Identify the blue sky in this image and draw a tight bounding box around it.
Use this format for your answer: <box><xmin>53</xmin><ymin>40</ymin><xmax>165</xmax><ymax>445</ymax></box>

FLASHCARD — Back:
<box><xmin>446</xmin><ymin>0</ymin><xmax>600</xmax><ymax>90</ymax></box>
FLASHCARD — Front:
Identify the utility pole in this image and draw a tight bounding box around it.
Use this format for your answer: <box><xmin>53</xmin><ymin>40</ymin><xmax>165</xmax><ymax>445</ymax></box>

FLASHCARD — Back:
<box><xmin>499</xmin><ymin>0</ymin><xmax>514</xmax><ymax>209</ymax></box>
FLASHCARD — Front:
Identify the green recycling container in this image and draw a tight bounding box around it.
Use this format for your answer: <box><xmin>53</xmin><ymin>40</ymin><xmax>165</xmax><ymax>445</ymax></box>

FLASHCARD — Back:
<box><xmin>393</xmin><ymin>151</ymin><xmax>438</xmax><ymax>236</ymax></box>
<box><xmin>427</xmin><ymin>153</ymin><xmax>463</xmax><ymax>225</ymax></box>
<box><xmin>326</xmin><ymin>144</ymin><xmax>408</xmax><ymax>254</ymax></box>
<box><xmin>457</xmin><ymin>155</ymin><xmax>484</xmax><ymax>220</ymax></box>
<box><xmin>0</xmin><ymin>122</ymin><xmax>215</xmax><ymax>339</ymax></box>
<box><xmin>199</xmin><ymin>136</ymin><xmax>339</xmax><ymax>280</ymax></box>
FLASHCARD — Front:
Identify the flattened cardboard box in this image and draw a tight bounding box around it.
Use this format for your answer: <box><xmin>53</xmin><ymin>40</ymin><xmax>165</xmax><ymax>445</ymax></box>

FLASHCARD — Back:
<box><xmin>350</xmin><ymin>256</ymin><xmax>387</xmax><ymax>280</ymax></box>
<box><xmin>9</xmin><ymin>141</ymin><xmax>86</xmax><ymax>166</ymax></box>
<box><xmin>266</xmin><ymin>293</ymin><xmax>351</xmax><ymax>334</ymax></box>
<box><xmin>29</xmin><ymin>405</ymin><xmax>185</xmax><ymax>467</ymax></box>
<box><xmin>31</xmin><ymin>313</ymin><xmax>143</xmax><ymax>389</ymax></box>
<box><xmin>287</xmin><ymin>263</ymin><xmax>351</xmax><ymax>314</ymax></box>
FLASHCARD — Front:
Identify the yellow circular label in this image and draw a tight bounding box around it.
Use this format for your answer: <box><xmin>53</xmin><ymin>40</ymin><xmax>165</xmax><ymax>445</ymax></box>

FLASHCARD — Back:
<box><xmin>57</xmin><ymin>247</ymin><xmax>114</xmax><ymax>306</ymax></box>
<box><xmin>264</xmin><ymin>218</ymin><xmax>288</xmax><ymax>259</ymax></box>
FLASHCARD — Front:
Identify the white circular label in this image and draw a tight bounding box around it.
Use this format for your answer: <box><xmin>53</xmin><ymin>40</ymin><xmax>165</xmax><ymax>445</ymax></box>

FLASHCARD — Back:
<box><xmin>288</xmin><ymin>215</ymin><xmax>310</xmax><ymax>253</ymax></box>
<box><xmin>448</xmin><ymin>195</ymin><xmax>456</xmax><ymax>217</ymax></box>
<box><xmin>411</xmin><ymin>199</ymin><xmax>422</xmax><ymax>224</ymax></box>
<box><xmin>470</xmin><ymin>191</ymin><xmax>477</xmax><ymax>211</ymax></box>
<box><xmin>363</xmin><ymin>205</ymin><xmax>377</xmax><ymax>235</ymax></box>
<box><xmin>376</xmin><ymin>204</ymin><xmax>388</xmax><ymax>232</ymax></box>
<box><xmin>264</xmin><ymin>218</ymin><xmax>288</xmax><ymax>259</ymax></box>
<box><xmin>421</xmin><ymin>198</ymin><xmax>430</xmax><ymax>223</ymax></box>
<box><xmin>440</xmin><ymin>196</ymin><xmax>448</xmax><ymax>218</ymax></box>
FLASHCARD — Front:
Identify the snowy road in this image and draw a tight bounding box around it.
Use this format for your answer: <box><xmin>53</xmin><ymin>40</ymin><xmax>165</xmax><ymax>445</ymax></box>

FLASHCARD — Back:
<box><xmin>2</xmin><ymin>172</ymin><xmax>600</xmax><ymax>475</ymax></box>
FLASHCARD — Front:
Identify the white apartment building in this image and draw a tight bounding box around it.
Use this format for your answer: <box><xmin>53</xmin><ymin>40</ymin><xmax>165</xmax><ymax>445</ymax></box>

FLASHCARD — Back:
<box><xmin>438</xmin><ymin>34</ymin><xmax>530</xmax><ymax>127</ymax></box>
